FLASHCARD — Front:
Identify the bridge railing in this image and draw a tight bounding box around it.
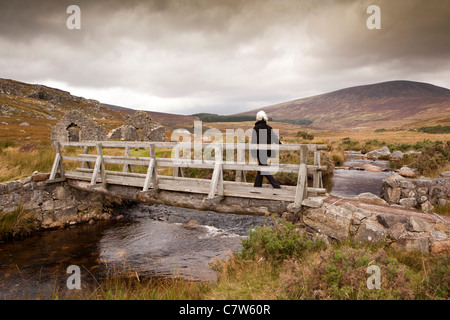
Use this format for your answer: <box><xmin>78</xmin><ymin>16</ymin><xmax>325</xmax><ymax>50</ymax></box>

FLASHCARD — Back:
<box><xmin>47</xmin><ymin>141</ymin><xmax>328</xmax><ymax>209</ymax></box>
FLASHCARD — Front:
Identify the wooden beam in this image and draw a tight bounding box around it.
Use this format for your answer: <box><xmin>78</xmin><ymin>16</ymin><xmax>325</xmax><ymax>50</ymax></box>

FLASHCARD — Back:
<box><xmin>123</xmin><ymin>146</ymin><xmax>134</xmax><ymax>173</ymax></box>
<box><xmin>207</xmin><ymin>145</ymin><xmax>224</xmax><ymax>199</ymax></box>
<box><xmin>89</xmin><ymin>143</ymin><xmax>107</xmax><ymax>188</ymax></box>
<box><xmin>49</xmin><ymin>141</ymin><xmax>65</xmax><ymax>181</ymax></box>
<box><xmin>58</xmin><ymin>141</ymin><xmax>328</xmax><ymax>151</ymax></box>
<box><xmin>294</xmin><ymin>145</ymin><xmax>308</xmax><ymax>208</ymax></box>
<box><xmin>143</xmin><ymin>144</ymin><xmax>159</xmax><ymax>192</ymax></box>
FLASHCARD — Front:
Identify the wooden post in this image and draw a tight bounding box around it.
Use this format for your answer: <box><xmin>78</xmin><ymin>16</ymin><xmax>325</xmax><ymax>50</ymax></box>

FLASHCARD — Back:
<box><xmin>235</xmin><ymin>170</ymin><xmax>247</xmax><ymax>182</ymax></box>
<box><xmin>207</xmin><ymin>144</ymin><xmax>223</xmax><ymax>200</ymax></box>
<box><xmin>81</xmin><ymin>145</ymin><xmax>92</xmax><ymax>169</ymax></box>
<box><xmin>143</xmin><ymin>144</ymin><xmax>159</xmax><ymax>192</ymax></box>
<box><xmin>90</xmin><ymin>143</ymin><xmax>107</xmax><ymax>187</ymax></box>
<box><xmin>123</xmin><ymin>146</ymin><xmax>134</xmax><ymax>173</ymax></box>
<box><xmin>48</xmin><ymin>141</ymin><xmax>66</xmax><ymax>182</ymax></box>
<box><xmin>314</xmin><ymin>150</ymin><xmax>323</xmax><ymax>188</ymax></box>
<box><xmin>173</xmin><ymin>146</ymin><xmax>184</xmax><ymax>177</ymax></box>
<box><xmin>294</xmin><ymin>145</ymin><xmax>308</xmax><ymax>208</ymax></box>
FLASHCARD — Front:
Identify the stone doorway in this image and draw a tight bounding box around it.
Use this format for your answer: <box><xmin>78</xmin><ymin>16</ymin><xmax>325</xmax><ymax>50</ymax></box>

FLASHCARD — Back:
<box><xmin>67</xmin><ymin>123</ymin><xmax>81</xmax><ymax>142</ymax></box>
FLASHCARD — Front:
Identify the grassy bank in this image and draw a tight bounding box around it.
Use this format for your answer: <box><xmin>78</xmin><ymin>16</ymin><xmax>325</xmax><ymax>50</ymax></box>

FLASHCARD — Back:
<box><xmin>0</xmin><ymin>206</ymin><xmax>38</xmax><ymax>241</ymax></box>
<box><xmin>53</xmin><ymin>219</ymin><xmax>448</xmax><ymax>300</ymax></box>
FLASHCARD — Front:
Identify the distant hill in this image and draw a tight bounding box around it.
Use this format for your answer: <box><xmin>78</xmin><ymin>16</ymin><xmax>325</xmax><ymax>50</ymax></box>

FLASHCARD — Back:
<box><xmin>102</xmin><ymin>103</ymin><xmax>198</xmax><ymax>130</ymax></box>
<box><xmin>238</xmin><ymin>80</ymin><xmax>450</xmax><ymax>130</ymax></box>
<box><xmin>0</xmin><ymin>78</ymin><xmax>197</xmax><ymax>143</ymax></box>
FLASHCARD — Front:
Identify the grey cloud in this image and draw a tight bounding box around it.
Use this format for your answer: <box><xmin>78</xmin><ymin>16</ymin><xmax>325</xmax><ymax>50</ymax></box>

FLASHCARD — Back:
<box><xmin>0</xmin><ymin>0</ymin><xmax>448</xmax><ymax>114</ymax></box>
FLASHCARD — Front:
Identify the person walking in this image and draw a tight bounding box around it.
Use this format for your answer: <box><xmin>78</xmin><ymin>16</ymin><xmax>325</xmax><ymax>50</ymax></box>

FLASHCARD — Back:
<box><xmin>251</xmin><ymin>111</ymin><xmax>281</xmax><ymax>189</ymax></box>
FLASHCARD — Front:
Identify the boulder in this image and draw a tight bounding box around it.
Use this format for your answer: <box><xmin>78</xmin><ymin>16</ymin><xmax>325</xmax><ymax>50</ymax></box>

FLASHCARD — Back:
<box><xmin>407</xmin><ymin>217</ymin><xmax>433</xmax><ymax>232</ymax></box>
<box><xmin>301</xmin><ymin>197</ymin><xmax>324</xmax><ymax>208</ymax></box>
<box><xmin>399</xmin><ymin>197</ymin><xmax>417</xmax><ymax>208</ymax></box>
<box><xmin>389</xmin><ymin>150</ymin><xmax>404</xmax><ymax>161</ymax></box>
<box><xmin>438</xmin><ymin>171</ymin><xmax>450</xmax><ymax>179</ymax></box>
<box><xmin>302</xmin><ymin>206</ymin><xmax>352</xmax><ymax>241</ymax></box>
<box><xmin>356</xmin><ymin>192</ymin><xmax>388</xmax><ymax>205</ymax></box>
<box><xmin>420</xmin><ymin>201</ymin><xmax>434</xmax><ymax>212</ymax></box>
<box><xmin>365</xmin><ymin>146</ymin><xmax>391</xmax><ymax>160</ymax></box>
<box><xmin>398</xmin><ymin>166</ymin><xmax>416</xmax><ymax>178</ymax></box>
<box><xmin>354</xmin><ymin>219</ymin><xmax>387</xmax><ymax>243</ymax></box>
<box><xmin>404</xmin><ymin>150</ymin><xmax>422</xmax><ymax>156</ymax></box>
<box><xmin>363</xmin><ymin>164</ymin><xmax>382</xmax><ymax>172</ymax></box>
<box><xmin>391</xmin><ymin>236</ymin><xmax>429</xmax><ymax>254</ymax></box>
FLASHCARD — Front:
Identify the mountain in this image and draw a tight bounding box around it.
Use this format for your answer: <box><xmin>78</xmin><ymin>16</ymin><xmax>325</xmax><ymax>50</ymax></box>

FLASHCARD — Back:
<box><xmin>238</xmin><ymin>80</ymin><xmax>450</xmax><ymax>130</ymax></box>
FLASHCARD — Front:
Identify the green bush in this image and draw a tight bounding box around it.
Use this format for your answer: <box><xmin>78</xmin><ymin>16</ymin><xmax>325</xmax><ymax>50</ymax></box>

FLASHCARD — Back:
<box><xmin>418</xmin><ymin>125</ymin><xmax>450</xmax><ymax>134</ymax></box>
<box><xmin>296</xmin><ymin>131</ymin><xmax>314</xmax><ymax>140</ymax></box>
<box><xmin>426</xmin><ymin>254</ymin><xmax>450</xmax><ymax>299</ymax></box>
<box><xmin>239</xmin><ymin>219</ymin><xmax>326</xmax><ymax>262</ymax></box>
<box><xmin>340</xmin><ymin>137</ymin><xmax>361</xmax><ymax>151</ymax></box>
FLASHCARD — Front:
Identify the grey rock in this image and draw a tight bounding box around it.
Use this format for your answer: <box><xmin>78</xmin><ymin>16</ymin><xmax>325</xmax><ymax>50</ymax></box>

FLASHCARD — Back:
<box><xmin>388</xmin><ymin>222</ymin><xmax>407</xmax><ymax>240</ymax></box>
<box><xmin>365</xmin><ymin>146</ymin><xmax>391</xmax><ymax>160</ymax></box>
<box><xmin>420</xmin><ymin>201</ymin><xmax>434</xmax><ymax>212</ymax></box>
<box><xmin>354</xmin><ymin>219</ymin><xmax>387</xmax><ymax>243</ymax></box>
<box><xmin>398</xmin><ymin>166</ymin><xmax>416</xmax><ymax>178</ymax></box>
<box><xmin>301</xmin><ymin>197</ymin><xmax>324</xmax><ymax>208</ymax></box>
<box><xmin>399</xmin><ymin>197</ymin><xmax>417</xmax><ymax>208</ymax></box>
<box><xmin>356</xmin><ymin>192</ymin><xmax>388</xmax><ymax>205</ymax></box>
<box><xmin>390</xmin><ymin>150</ymin><xmax>404</xmax><ymax>161</ymax></box>
<box><xmin>429</xmin><ymin>231</ymin><xmax>446</xmax><ymax>240</ymax></box>
<box><xmin>438</xmin><ymin>171</ymin><xmax>450</xmax><ymax>179</ymax></box>
<box><xmin>407</xmin><ymin>217</ymin><xmax>432</xmax><ymax>232</ymax></box>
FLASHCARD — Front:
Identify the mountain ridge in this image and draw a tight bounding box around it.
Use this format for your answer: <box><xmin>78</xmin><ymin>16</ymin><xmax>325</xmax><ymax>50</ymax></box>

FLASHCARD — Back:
<box><xmin>238</xmin><ymin>80</ymin><xmax>450</xmax><ymax>130</ymax></box>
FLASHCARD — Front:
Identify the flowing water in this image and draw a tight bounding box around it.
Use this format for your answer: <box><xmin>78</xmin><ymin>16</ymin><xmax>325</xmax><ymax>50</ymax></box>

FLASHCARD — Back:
<box><xmin>324</xmin><ymin>151</ymin><xmax>392</xmax><ymax>198</ymax></box>
<box><xmin>0</xmin><ymin>204</ymin><xmax>270</xmax><ymax>299</ymax></box>
<box><xmin>0</xmin><ymin>150</ymin><xmax>392</xmax><ymax>299</ymax></box>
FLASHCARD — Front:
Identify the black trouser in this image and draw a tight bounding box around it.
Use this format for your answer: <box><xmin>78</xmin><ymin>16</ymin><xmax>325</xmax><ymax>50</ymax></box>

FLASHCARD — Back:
<box><xmin>254</xmin><ymin>160</ymin><xmax>281</xmax><ymax>188</ymax></box>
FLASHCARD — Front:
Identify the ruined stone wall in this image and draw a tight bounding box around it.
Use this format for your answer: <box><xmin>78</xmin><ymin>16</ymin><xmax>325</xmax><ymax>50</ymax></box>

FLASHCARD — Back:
<box><xmin>50</xmin><ymin>110</ymin><xmax>107</xmax><ymax>143</ymax></box>
<box><xmin>0</xmin><ymin>173</ymin><xmax>122</xmax><ymax>230</ymax></box>
<box><xmin>380</xmin><ymin>172</ymin><xmax>450</xmax><ymax>212</ymax></box>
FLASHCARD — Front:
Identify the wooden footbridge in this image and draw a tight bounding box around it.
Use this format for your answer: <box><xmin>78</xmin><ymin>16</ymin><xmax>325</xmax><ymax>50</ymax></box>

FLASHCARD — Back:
<box><xmin>47</xmin><ymin>141</ymin><xmax>328</xmax><ymax>214</ymax></box>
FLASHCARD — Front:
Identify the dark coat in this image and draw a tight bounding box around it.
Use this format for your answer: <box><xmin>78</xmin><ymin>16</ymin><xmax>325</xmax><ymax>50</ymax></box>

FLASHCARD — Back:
<box><xmin>251</xmin><ymin>120</ymin><xmax>281</xmax><ymax>164</ymax></box>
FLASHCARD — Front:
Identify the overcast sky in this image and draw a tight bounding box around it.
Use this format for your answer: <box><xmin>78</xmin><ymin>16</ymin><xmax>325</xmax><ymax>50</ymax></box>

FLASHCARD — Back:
<box><xmin>1</xmin><ymin>0</ymin><xmax>449</xmax><ymax>115</ymax></box>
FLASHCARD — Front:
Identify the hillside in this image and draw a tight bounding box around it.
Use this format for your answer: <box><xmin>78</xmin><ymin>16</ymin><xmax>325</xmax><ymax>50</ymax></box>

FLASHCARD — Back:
<box><xmin>238</xmin><ymin>81</ymin><xmax>450</xmax><ymax>130</ymax></box>
<box><xmin>103</xmin><ymin>104</ymin><xmax>198</xmax><ymax>130</ymax></box>
<box><xmin>0</xmin><ymin>78</ymin><xmax>196</xmax><ymax>143</ymax></box>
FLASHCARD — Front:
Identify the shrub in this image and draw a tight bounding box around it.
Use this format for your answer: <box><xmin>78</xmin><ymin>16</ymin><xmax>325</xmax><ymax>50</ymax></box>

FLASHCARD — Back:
<box><xmin>361</xmin><ymin>139</ymin><xmax>386</xmax><ymax>154</ymax></box>
<box><xmin>239</xmin><ymin>219</ymin><xmax>326</xmax><ymax>262</ymax></box>
<box><xmin>281</xmin><ymin>246</ymin><xmax>415</xmax><ymax>300</ymax></box>
<box><xmin>418</xmin><ymin>125</ymin><xmax>450</xmax><ymax>134</ymax></box>
<box><xmin>296</xmin><ymin>131</ymin><xmax>314</xmax><ymax>140</ymax></box>
<box><xmin>340</xmin><ymin>137</ymin><xmax>361</xmax><ymax>151</ymax></box>
<box><xmin>425</xmin><ymin>254</ymin><xmax>450</xmax><ymax>299</ymax></box>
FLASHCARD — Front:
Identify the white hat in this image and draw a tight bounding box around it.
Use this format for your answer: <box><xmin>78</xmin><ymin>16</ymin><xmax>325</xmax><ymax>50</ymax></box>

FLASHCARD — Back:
<box><xmin>256</xmin><ymin>110</ymin><xmax>268</xmax><ymax>121</ymax></box>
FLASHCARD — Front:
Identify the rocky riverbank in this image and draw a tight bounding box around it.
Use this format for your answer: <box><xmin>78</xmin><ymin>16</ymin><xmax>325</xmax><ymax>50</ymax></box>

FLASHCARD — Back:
<box><xmin>380</xmin><ymin>171</ymin><xmax>450</xmax><ymax>212</ymax></box>
<box><xmin>283</xmin><ymin>193</ymin><xmax>450</xmax><ymax>254</ymax></box>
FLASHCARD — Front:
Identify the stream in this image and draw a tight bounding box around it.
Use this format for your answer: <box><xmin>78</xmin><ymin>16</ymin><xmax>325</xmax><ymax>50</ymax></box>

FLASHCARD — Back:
<box><xmin>0</xmin><ymin>204</ymin><xmax>270</xmax><ymax>299</ymax></box>
<box><xmin>0</xmin><ymin>151</ymin><xmax>392</xmax><ymax>299</ymax></box>
<box><xmin>324</xmin><ymin>151</ymin><xmax>392</xmax><ymax>198</ymax></box>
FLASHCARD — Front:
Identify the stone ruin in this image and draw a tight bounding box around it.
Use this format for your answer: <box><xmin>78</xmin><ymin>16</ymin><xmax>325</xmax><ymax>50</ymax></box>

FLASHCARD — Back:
<box><xmin>107</xmin><ymin>110</ymin><xmax>165</xmax><ymax>142</ymax></box>
<box><xmin>50</xmin><ymin>110</ymin><xmax>107</xmax><ymax>143</ymax></box>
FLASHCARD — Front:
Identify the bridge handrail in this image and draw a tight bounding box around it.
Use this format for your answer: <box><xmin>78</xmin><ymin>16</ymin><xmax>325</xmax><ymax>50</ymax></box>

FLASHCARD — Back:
<box><xmin>48</xmin><ymin>140</ymin><xmax>328</xmax><ymax>209</ymax></box>
<box><xmin>56</xmin><ymin>141</ymin><xmax>328</xmax><ymax>151</ymax></box>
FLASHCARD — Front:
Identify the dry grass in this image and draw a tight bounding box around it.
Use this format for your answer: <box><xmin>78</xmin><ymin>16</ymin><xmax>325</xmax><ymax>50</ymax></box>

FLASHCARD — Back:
<box><xmin>0</xmin><ymin>143</ymin><xmax>56</xmax><ymax>182</ymax></box>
